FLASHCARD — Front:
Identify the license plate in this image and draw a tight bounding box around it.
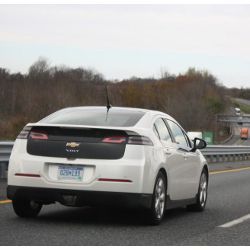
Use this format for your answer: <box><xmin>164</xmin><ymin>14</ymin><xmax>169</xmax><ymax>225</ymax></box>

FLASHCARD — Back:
<box><xmin>58</xmin><ymin>165</ymin><xmax>84</xmax><ymax>181</ymax></box>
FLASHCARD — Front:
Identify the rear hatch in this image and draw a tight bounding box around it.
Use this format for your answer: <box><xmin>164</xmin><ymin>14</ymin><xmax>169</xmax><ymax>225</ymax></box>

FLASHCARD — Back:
<box><xmin>21</xmin><ymin>107</ymin><xmax>152</xmax><ymax>160</ymax></box>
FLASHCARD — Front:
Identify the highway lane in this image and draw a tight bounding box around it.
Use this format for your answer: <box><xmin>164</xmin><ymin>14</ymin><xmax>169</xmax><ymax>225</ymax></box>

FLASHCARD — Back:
<box><xmin>224</xmin><ymin>135</ymin><xmax>241</xmax><ymax>145</ymax></box>
<box><xmin>233</xmin><ymin>98</ymin><xmax>250</xmax><ymax>107</ymax></box>
<box><xmin>228</xmin><ymin>136</ymin><xmax>250</xmax><ymax>146</ymax></box>
<box><xmin>224</xmin><ymin>125</ymin><xmax>250</xmax><ymax>146</ymax></box>
<box><xmin>0</xmin><ymin>167</ymin><xmax>250</xmax><ymax>245</ymax></box>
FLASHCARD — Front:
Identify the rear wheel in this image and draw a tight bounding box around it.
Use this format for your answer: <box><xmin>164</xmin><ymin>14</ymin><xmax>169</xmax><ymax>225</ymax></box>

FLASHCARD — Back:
<box><xmin>187</xmin><ymin>170</ymin><xmax>208</xmax><ymax>212</ymax></box>
<box><xmin>12</xmin><ymin>197</ymin><xmax>42</xmax><ymax>218</ymax></box>
<box><xmin>147</xmin><ymin>172</ymin><xmax>167</xmax><ymax>225</ymax></box>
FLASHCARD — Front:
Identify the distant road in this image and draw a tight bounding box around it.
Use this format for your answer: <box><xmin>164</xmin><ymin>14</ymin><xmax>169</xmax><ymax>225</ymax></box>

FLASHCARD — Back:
<box><xmin>224</xmin><ymin>124</ymin><xmax>250</xmax><ymax>146</ymax></box>
<box><xmin>221</xmin><ymin>97</ymin><xmax>250</xmax><ymax>145</ymax></box>
<box><xmin>234</xmin><ymin>98</ymin><xmax>250</xmax><ymax>107</ymax></box>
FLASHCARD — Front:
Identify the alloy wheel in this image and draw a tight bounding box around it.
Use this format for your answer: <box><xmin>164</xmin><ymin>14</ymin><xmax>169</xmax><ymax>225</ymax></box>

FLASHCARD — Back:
<box><xmin>199</xmin><ymin>172</ymin><xmax>207</xmax><ymax>207</ymax></box>
<box><xmin>154</xmin><ymin>177</ymin><xmax>166</xmax><ymax>219</ymax></box>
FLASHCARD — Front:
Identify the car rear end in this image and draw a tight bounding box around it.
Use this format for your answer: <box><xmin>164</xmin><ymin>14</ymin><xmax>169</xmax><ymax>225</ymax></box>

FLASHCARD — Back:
<box><xmin>7</xmin><ymin>107</ymin><xmax>154</xmax><ymax>209</ymax></box>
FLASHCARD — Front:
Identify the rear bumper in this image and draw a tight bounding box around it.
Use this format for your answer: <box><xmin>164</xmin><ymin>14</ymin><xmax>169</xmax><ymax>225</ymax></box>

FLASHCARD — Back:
<box><xmin>7</xmin><ymin>185</ymin><xmax>152</xmax><ymax>209</ymax></box>
<box><xmin>8</xmin><ymin>139</ymin><xmax>149</xmax><ymax>194</ymax></box>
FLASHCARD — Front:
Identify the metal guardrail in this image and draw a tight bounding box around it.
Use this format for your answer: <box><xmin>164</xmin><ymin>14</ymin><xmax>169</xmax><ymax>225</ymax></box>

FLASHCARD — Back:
<box><xmin>201</xmin><ymin>145</ymin><xmax>250</xmax><ymax>163</ymax></box>
<box><xmin>217</xmin><ymin>114</ymin><xmax>250</xmax><ymax>124</ymax></box>
<box><xmin>0</xmin><ymin>142</ymin><xmax>14</xmax><ymax>178</ymax></box>
<box><xmin>0</xmin><ymin>141</ymin><xmax>14</xmax><ymax>162</ymax></box>
<box><xmin>0</xmin><ymin>141</ymin><xmax>250</xmax><ymax>171</ymax></box>
<box><xmin>202</xmin><ymin>145</ymin><xmax>250</xmax><ymax>155</ymax></box>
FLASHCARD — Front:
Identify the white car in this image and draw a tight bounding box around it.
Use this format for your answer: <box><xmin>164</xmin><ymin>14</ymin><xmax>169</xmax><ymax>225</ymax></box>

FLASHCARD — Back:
<box><xmin>235</xmin><ymin>107</ymin><xmax>241</xmax><ymax>116</ymax></box>
<box><xmin>7</xmin><ymin>106</ymin><xmax>208</xmax><ymax>225</ymax></box>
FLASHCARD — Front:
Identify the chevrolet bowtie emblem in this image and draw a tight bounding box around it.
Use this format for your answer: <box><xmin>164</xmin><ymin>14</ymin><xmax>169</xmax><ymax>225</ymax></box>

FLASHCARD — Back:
<box><xmin>66</xmin><ymin>142</ymin><xmax>80</xmax><ymax>148</ymax></box>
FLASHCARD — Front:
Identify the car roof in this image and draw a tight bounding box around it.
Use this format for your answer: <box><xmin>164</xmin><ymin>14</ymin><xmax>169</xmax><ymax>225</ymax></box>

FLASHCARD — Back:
<box><xmin>61</xmin><ymin>106</ymin><xmax>151</xmax><ymax>112</ymax></box>
<box><xmin>59</xmin><ymin>106</ymin><xmax>172</xmax><ymax>118</ymax></box>
<box><xmin>63</xmin><ymin>106</ymin><xmax>178</xmax><ymax>123</ymax></box>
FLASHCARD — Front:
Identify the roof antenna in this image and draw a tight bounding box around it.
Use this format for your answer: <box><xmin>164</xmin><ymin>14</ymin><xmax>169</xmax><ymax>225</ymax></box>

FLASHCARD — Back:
<box><xmin>105</xmin><ymin>85</ymin><xmax>112</xmax><ymax>121</ymax></box>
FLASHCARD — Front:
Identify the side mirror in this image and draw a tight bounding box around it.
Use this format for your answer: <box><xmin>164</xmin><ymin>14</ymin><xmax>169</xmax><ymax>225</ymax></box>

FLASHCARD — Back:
<box><xmin>191</xmin><ymin>137</ymin><xmax>207</xmax><ymax>152</ymax></box>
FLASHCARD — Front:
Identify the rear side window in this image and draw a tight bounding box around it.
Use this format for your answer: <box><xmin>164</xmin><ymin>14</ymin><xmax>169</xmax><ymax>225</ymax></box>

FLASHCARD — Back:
<box><xmin>40</xmin><ymin>108</ymin><xmax>145</xmax><ymax>127</ymax></box>
<box><xmin>154</xmin><ymin>118</ymin><xmax>172</xmax><ymax>145</ymax></box>
<box><xmin>166</xmin><ymin>120</ymin><xmax>188</xmax><ymax>148</ymax></box>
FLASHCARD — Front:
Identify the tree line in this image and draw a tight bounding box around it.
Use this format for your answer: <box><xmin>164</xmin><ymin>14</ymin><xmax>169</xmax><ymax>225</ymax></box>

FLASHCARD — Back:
<box><xmin>227</xmin><ymin>87</ymin><xmax>250</xmax><ymax>100</ymax></box>
<box><xmin>0</xmin><ymin>57</ymin><xmax>242</xmax><ymax>141</ymax></box>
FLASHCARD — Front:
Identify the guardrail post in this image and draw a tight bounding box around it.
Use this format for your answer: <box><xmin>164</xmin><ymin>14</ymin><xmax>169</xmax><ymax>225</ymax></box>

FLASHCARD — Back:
<box><xmin>229</xmin><ymin>154</ymin><xmax>234</xmax><ymax>162</ymax></box>
<box><xmin>201</xmin><ymin>145</ymin><xmax>250</xmax><ymax>163</ymax></box>
<box><xmin>239</xmin><ymin>154</ymin><xmax>243</xmax><ymax>161</ymax></box>
<box><xmin>0</xmin><ymin>162</ymin><xmax>8</xmax><ymax>179</ymax></box>
<box><xmin>207</xmin><ymin>156</ymin><xmax>212</xmax><ymax>163</ymax></box>
<box><xmin>224</xmin><ymin>155</ymin><xmax>228</xmax><ymax>162</ymax></box>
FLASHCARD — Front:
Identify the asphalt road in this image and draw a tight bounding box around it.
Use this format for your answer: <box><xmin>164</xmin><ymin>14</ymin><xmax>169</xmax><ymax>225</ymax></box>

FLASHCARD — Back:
<box><xmin>225</xmin><ymin>125</ymin><xmax>250</xmax><ymax>146</ymax></box>
<box><xmin>1</xmin><ymin>161</ymin><xmax>250</xmax><ymax>246</ymax></box>
<box><xmin>233</xmin><ymin>98</ymin><xmax>250</xmax><ymax>107</ymax></box>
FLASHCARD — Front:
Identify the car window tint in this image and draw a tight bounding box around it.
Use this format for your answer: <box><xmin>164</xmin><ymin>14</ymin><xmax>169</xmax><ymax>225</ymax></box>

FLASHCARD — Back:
<box><xmin>40</xmin><ymin>107</ymin><xmax>145</xmax><ymax>127</ymax></box>
<box><xmin>154</xmin><ymin>118</ymin><xmax>172</xmax><ymax>145</ymax></box>
<box><xmin>166</xmin><ymin>120</ymin><xmax>188</xmax><ymax>147</ymax></box>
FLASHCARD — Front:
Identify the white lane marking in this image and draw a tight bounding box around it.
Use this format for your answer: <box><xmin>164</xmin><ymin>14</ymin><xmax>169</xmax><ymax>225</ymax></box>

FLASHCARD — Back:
<box><xmin>219</xmin><ymin>214</ymin><xmax>250</xmax><ymax>228</ymax></box>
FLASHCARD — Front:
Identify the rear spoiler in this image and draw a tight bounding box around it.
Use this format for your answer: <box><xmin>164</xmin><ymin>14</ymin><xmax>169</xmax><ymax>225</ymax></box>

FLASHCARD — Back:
<box><xmin>25</xmin><ymin>123</ymin><xmax>141</xmax><ymax>136</ymax></box>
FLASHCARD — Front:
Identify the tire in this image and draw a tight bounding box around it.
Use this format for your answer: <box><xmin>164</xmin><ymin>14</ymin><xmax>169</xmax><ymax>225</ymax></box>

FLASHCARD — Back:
<box><xmin>12</xmin><ymin>197</ymin><xmax>42</xmax><ymax>218</ymax></box>
<box><xmin>187</xmin><ymin>169</ymin><xmax>208</xmax><ymax>212</ymax></box>
<box><xmin>147</xmin><ymin>171</ymin><xmax>167</xmax><ymax>225</ymax></box>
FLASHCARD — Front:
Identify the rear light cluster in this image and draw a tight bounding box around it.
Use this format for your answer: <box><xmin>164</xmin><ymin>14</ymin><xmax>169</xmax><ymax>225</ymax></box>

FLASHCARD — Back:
<box><xmin>127</xmin><ymin>135</ymin><xmax>153</xmax><ymax>146</ymax></box>
<box><xmin>18</xmin><ymin>126</ymin><xmax>153</xmax><ymax>146</ymax></box>
<box><xmin>102</xmin><ymin>135</ymin><xmax>153</xmax><ymax>146</ymax></box>
<box><xmin>17</xmin><ymin>127</ymin><xmax>49</xmax><ymax>140</ymax></box>
<box><xmin>102</xmin><ymin>136</ymin><xmax>126</xmax><ymax>144</ymax></box>
<box><xmin>30</xmin><ymin>131</ymin><xmax>48</xmax><ymax>140</ymax></box>
<box><xmin>17</xmin><ymin>126</ymin><xmax>32</xmax><ymax>139</ymax></box>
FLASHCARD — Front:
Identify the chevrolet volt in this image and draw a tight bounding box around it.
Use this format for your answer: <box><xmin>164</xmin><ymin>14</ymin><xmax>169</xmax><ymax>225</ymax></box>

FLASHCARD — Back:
<box><xmin>7</xmin><ymin>106</ymin><xmax>208</xmax><ymax>224</ymax></box>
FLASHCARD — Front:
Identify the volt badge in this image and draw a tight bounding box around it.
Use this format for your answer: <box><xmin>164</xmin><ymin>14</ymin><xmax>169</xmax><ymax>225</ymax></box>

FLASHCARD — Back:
<box><xmin>66</xmin><ymin>142</ymin><xmax>80</xmax><ymax>153</ymax></box>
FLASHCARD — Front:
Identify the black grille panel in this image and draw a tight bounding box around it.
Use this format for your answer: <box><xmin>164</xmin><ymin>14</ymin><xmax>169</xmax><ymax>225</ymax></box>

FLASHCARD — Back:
<box><xmin>27</xmin><ymin>127</ymin><xmax>127</xmax><ymax>160</ymax></box>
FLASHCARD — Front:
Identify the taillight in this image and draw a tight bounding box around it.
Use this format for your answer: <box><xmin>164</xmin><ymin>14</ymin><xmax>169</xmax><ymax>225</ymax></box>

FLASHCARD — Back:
<box><xmin>102</xmin><ymin>135</ymin><xmax>153</xmax><ymax>145</ymax></box>
<box><xmin>30</xmin><ymin>131</ymin><xmax>48</xmax><ymax>140</ymax></box>
<box><xmin>128</xmin><ymin>136</ymin><xmax>153</xmax><ymax>146</ymax></box>
<box><xmin>17</xmin><ymin>126</ymin><xmax>32</xmax><ymax>139</ymax></box>
<box><xmin>102</xmin><ymin>136</ymin><xmax>126</xmax><ymax>144</ymax></box>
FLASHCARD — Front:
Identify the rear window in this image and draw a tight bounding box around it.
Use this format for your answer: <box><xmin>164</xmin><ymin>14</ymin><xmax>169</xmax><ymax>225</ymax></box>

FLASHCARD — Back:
<box><xmin>40</xmin><ymin>107</ymin><xmax>145</xmax><ymax>127</ymax></box>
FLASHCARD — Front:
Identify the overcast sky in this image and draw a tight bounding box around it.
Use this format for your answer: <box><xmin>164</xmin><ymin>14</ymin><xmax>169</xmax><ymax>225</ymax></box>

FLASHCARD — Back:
<box><xmin>0</xmin><ymin>4</ymin><xmax>250</xmax><ymax>87</ymax></box>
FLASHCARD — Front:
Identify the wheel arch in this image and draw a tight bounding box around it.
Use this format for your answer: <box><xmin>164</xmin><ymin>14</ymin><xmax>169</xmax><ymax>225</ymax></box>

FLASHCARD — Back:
<box><xmin>158</xmin><ymin>167</ymin><xmax>168</xmax><ymax>190</ymax></box>
<box><xmin>203</xmin><ymin>164</ymin><xmax>209</xmax><ymax>182</ymax></box>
